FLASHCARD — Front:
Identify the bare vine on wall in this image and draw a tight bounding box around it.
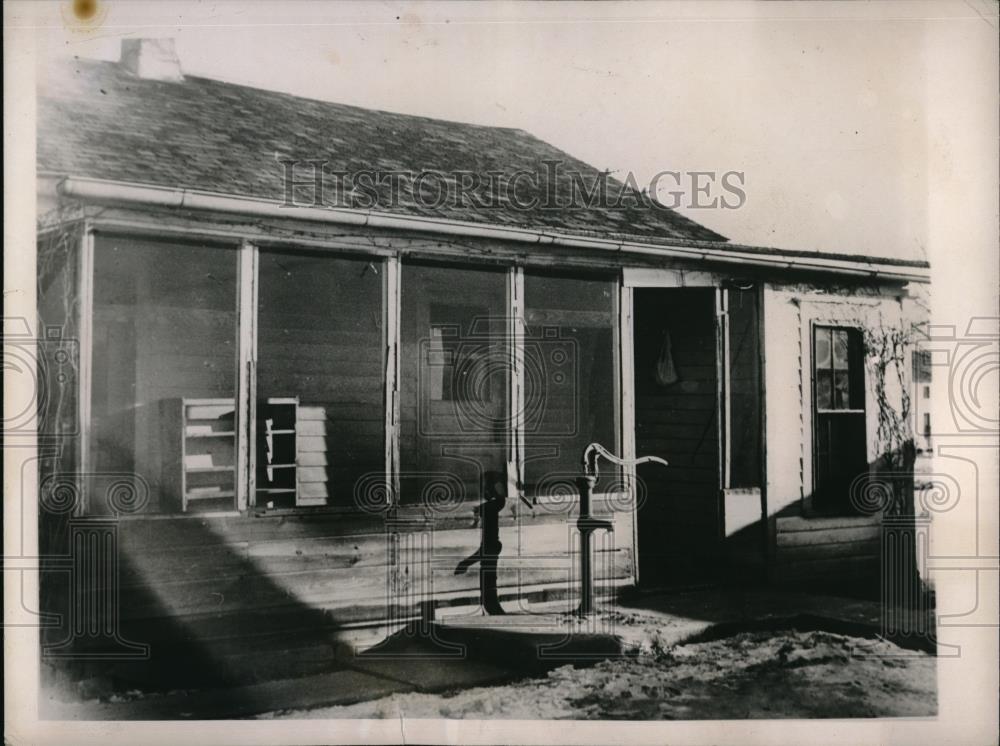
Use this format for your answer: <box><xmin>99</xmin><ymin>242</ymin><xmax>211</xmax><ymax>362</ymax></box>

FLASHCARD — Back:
<box><xmin>810</xmin><ymin>283</ymin><xmax>927</xmax><ymax>518</ymax></box>
<box><xmin>861</xmin><ymin>309</ymin><xmax>923</xmax><ymax>517</ymax></box>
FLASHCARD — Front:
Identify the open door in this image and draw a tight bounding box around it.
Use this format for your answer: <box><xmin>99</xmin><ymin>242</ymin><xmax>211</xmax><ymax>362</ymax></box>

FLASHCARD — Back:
<box><xmin>633</xmin><ymin>288</ymin><xmax>720</xmax><ymax>587</ymax></box>
<box><xmin>632</xmin><ymin>282</ymin><xmax>765</xmax><ymax>589</ymax></box>
<box><xmin>718</xmin><ymin>282</ymin><xmax>766</xmax><ymax>576</ymax></box>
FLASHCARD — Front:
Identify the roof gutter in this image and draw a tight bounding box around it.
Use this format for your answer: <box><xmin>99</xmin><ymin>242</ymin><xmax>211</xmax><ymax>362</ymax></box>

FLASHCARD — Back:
<box><xmin>56</xmin><ymin>176</ymin><xmax>930</xmax><ymax>283</ymax></box>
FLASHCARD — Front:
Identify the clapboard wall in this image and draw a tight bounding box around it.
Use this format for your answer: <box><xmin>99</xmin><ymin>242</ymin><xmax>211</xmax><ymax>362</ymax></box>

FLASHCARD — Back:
<box><xmin>769</xmin><ymin>514</ymin><xmax>881</xmax><ymax>588</ymax></box>
<box><xmin>59</xmin><ymin>496</ymin><xmax>633</xmax><ymax>688</ymax></box>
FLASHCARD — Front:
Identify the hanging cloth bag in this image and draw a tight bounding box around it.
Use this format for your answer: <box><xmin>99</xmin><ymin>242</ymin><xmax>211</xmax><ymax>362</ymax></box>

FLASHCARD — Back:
<box><xmin>655</xmin><ymin>329</ymin><xmax>679</xmax><ymax>386</ymax></box>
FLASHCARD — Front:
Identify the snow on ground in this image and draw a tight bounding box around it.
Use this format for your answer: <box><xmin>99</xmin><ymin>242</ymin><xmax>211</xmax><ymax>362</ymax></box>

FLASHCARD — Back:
<box><xmin>259</xmin><ymin>629</ymin><xmax>936</xmax><ymax>720</ymax></box>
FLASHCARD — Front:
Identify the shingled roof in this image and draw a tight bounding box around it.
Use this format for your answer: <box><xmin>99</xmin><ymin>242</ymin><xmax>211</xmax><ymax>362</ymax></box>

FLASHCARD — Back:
<box><xmin>37</xmin><ymin>56</ymin><xmax>726</xmax><ymax>243</ymax></box>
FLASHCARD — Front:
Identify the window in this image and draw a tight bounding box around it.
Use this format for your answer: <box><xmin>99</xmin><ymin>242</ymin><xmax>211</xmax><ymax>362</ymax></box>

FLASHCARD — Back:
<box><xmin>256</xmin><ymin>249</ymin><xmax>385</xmax><ymax>509</ymax></box>
<box><xmin>523</xmin><ymin>271</ymin><xmax>618</xmax><ymax>496</ymax></box>
<box><xmin>90</xmin><ymin>235</ymin><xmax>239</xmax><ymax>515</ymax></box>
<box><xmin>400</xmin><ymin>262</ymin><xmax>509</xmax><ymax>507</ymax></box>
<box><xmin>812</xmin><ymin>326</ymin><xmax>867</xmax><ymax>514</ymax></box>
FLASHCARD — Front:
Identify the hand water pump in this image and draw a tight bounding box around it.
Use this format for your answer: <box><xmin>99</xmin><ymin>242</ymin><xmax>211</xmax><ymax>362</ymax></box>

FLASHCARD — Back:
<box><xmin>575</xmin><ymin>443</ymin><xmax>668</xmax><ymax>615</ymax></box>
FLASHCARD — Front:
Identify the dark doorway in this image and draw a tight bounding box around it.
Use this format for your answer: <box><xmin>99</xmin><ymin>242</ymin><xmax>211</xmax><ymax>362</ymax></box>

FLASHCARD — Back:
<box><xmin>633</xmin><ymin>288</ymin><xmax>721</xmax><ymax>588</ymax></box>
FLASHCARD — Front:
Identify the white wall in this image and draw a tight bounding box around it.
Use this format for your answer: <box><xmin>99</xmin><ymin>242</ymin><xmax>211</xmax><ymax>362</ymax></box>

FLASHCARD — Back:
<box><xmin>763</xmin><ymin>281</ymin><xmax>914</xmax><ymax>519</ymax></box>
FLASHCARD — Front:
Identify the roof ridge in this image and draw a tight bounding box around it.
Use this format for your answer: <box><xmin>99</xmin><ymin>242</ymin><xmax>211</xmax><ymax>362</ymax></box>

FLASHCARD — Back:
<box><xmin>52</xmin><ymin>55</ymin><xmax>540</xmax><ymax>136</ymax></box>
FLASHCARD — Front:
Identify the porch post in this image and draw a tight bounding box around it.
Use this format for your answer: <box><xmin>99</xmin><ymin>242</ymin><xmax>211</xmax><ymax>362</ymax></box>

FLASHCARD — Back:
<box><xmin>384</xmin><ymin>256</ymin><xmax>401</xmax><ymax>508</ymax></box>
<box><xmin>235</xmin><ymin>239</ymin><xmax>258</xmax><ymax>511</ymax></box>
<box><xmin>77</xmin><ymin>224</ymin><xmax>94</xmax><ymax>515</ymax></box>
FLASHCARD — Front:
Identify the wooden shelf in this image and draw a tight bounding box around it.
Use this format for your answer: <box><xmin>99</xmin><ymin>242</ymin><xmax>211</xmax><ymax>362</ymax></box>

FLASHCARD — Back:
<box><xmin>179</xmin><ymin>397</ymin><xmax>238</xmax><ymax>513</ymax></box>
<box><xmin>174</xmin><ymin>396</ymin><xmax>332</xmax><ymax>512</ymax></box>
<box><xmin>186</xmin><ymin>490</ymin><xmax>235</xmax><ymax>500</ymax></box>
<box><xmin>257</xmin><ymin>396</ymin><xmax>303</xmax><ymax>507</ymax></box>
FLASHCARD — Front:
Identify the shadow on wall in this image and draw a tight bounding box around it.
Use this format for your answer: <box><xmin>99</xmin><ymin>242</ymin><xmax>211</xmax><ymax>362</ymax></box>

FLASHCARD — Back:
<box><xmin>720</xmin><ymin>441</ymin><xmax>925</xmax><ymax>601</ymax></box>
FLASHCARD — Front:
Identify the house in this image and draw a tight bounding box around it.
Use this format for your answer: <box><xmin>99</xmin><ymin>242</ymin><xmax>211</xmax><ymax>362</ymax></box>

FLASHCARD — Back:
<box><xmin>36</xmin><ymin>40</ymin><xmax>930</xmax><ymax>689</ymax></box>
<box><xmin>913</xmin><ymin>349</ymin><xmax>934</xmax><ymax>454</ymax></box>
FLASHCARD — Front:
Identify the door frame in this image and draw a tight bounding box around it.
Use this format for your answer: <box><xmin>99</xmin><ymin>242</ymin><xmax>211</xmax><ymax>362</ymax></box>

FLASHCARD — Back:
<box><xmin>622</xmin><ymin>268</ymin><xmax>766</xmax><ymax>585</ymax></box>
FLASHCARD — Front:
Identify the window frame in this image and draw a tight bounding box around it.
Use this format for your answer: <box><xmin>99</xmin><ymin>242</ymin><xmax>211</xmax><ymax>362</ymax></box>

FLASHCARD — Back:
<box><xmin>520</xmin><ymin>267</ymin><xmax>623</xmax><ymax>501</ymax></box>
<box><xmin>85</xmin><ymin>229</ymin><xmax>244</xmax><ymax>516</ymax></box>
<box><xmin>396</xmin><ymin>257</ymin><xmax>514</xmax><ymax>508</ymax></box>
<box><xmin>251</xmin><ymin>245</ymin><xmax>390</xmax><ymax>511</ymax></box>
<box><xmin>809</xmin><ymin>322</ymin><xmax>868</xmax><ymax>515</ymax></box>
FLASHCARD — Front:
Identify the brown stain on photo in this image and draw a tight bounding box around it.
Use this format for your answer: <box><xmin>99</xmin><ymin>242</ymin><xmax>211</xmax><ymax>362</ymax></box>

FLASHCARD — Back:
<box><xmin>63</xmin><ymin>0</ymin><xmax>109</xmax><ymax>31</ymax></box>
<box><xmin>72</xmin><ymin>0</ymin><xmax>99</xmax><ymax>21</ymax></box>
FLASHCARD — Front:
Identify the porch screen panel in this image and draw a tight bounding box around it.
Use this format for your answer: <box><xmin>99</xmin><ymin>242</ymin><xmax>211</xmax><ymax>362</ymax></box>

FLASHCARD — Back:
<box><xmin>256</xmin><ymin>250</ymin><xmax>384</xmax><ymax>509</ymax></box>
<box><xmin>523</xmin><ymin>271</ymin><xmax>618</xmax><ymax>496</ymax></box>
<box><xmin>37</xmin><ymin>231</ymin><xmax>81</xmax><ymax>500</ymax></box>
<box><xmin>399</xmin><ymin>262</ymin><xmax>508</xmax><ymax>508</ymax></box>
<box><xmin>726</xmin><ymin>284</ymin><xmax>761</xmax><ymax>488</ymax></box>
<box><xmin>91</xmin><ymin>235</ymin><xmax>238</xmax><ymax>515</ymax></box>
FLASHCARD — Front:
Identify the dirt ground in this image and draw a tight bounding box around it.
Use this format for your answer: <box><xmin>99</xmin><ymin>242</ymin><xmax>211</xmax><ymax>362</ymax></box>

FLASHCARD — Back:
<box><xmin>260</xmin><ymin>629</ymin><xmax>936</xmax><ymax>720</ymax></box>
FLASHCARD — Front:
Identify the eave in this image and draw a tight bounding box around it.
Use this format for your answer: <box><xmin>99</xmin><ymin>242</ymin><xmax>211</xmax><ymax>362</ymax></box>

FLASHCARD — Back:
<box><xmin>52</xmin><ymin>175</ymin><xmax>931</xmax><ymax>284</ymax></box>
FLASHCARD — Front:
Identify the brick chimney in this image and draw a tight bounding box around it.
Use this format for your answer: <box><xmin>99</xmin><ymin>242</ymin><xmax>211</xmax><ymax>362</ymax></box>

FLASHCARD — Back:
<box><xmin>120</xmin><ymin>39</ymin><xmax>183</xmax><ymax>82</ymax></box>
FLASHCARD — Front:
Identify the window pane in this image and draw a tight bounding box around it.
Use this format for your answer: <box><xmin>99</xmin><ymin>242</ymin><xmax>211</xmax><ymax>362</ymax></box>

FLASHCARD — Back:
<box><xmin>400</xmin><ymin>262</ymin><xmax>508</xmax><ymax>507</ymax></box>
<box><xmin>848</xmin><ymin>330</ymin><xmax>866</xmax><ymax>409</ymax></box>
<box><xmin>257</xmin><ymin>250</ymin><xmax>384</xmax><ymax>509</ymax></box>
<box><xmin>833</xmin><ymin>330</ymin><xmax>850</xmax><ymax>370</ymax></box>
<box><xmin>524</xmin><ymin>272</ymin><xmax>618</xmax><ymax>495</ymax></box>
<box><xmin>814</xmin><ymin>328</ymin><xmax>832</xmax><ymax>370</ymax></box>
<box><xmin>91</xmin><ymin>236</ymin><xmax>238</xmax><ymax>514</ymax></box>
<box><xmin>815</xmin><ymin>370</ymin><xmax>833</xmax><ymax>410</ymax></box>
<box><xmin>833</xmin><ymin>370</ymin><xmax>851</xmax><ymax>409</ymax></box>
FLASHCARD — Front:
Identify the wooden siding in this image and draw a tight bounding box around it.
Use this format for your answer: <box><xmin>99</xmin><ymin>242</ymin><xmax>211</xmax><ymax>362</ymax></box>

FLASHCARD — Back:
<box><xmin>46</xmin><ymin>495</ymin><xmax>635</xmax><ymax>686</ymax></box>
<box><xmin>110</xmin><ymin>502</ymin><xmax>631</xmax><ymax>617</ymax></box>
<box><xmin>770</xmin><ymin>515</ymin><xmax>881</xmax><ymax>585</ymax></box>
